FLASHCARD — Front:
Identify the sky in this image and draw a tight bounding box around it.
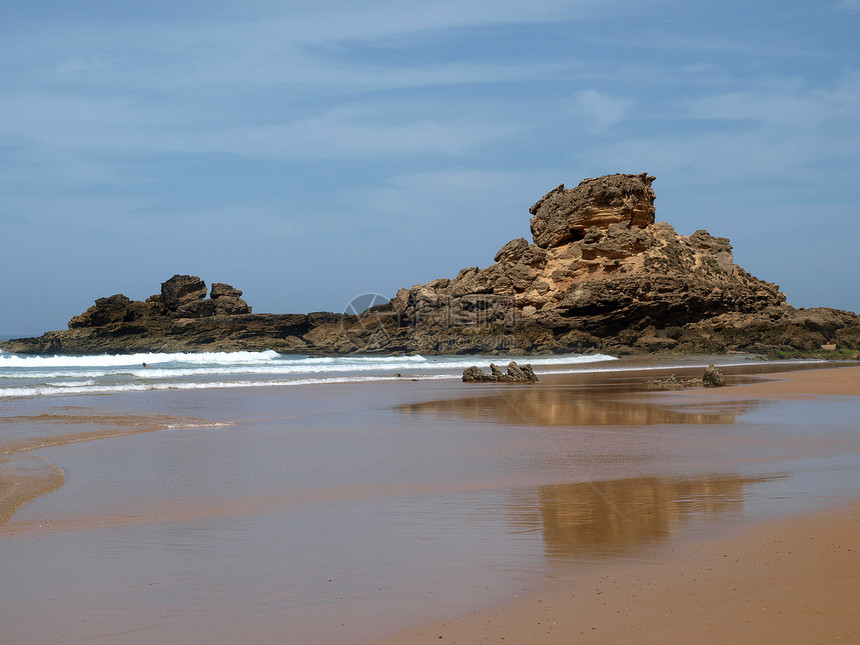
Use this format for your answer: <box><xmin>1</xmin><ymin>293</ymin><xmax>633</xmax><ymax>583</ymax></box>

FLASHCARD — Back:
<box><xmin>2</xmin><ymin>0</ymin><xmax>859</xmax><ymax>337</ymax></box>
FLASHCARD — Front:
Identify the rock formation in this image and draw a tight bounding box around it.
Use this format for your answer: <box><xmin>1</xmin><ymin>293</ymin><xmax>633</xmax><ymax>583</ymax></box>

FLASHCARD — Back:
<box><xmin>644</xmin><ymin>364</ymin><xmax>726</xmax><ymax>390</ymax></box>
<box><xmin>3</xmin><ymin>173</ymin><xmax>859</xmax><ymax>356</ymax></box>
<box><xmin>701</xmin><ymin>364</ymin><xmax>726</xmax><ymax>387</ymax></box>
<box><xmin>462</xmin><ymin>362</ymin><xmax>539</xmax><ymax>383</ymax></box>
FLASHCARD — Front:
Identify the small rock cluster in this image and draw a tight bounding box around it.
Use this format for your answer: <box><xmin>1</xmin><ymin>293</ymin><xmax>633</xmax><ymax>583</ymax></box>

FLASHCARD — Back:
<box><xmin>68</xmin><ymin>274</ymin><xmax>250</xmax><ymax>328</ymax></box>
<box><xmin>644</xmin><ymin>364</ymin><xmax>726</xmax><ymax>390</ymax></box>
<box><xmin>462</xmin><ymin>362</ymin><xmax>539</xmax><ymax>383</ymax></box>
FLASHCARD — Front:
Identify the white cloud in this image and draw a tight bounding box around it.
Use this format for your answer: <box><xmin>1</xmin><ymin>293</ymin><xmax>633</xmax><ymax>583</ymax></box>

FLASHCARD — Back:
<box><xmin>570</xmin><ymin>90</ymin><xmax>631</xmax><ymax>133</ymax></box>
<box><xmin>238</xmin><ymin>109</ymin><xmax>510</xmax><ymax>161</ymax></box>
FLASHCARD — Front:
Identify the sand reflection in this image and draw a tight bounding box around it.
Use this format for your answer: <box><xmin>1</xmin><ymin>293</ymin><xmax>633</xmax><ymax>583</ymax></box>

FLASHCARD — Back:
<box><xmin>399</xmin><ymin>387</ymin><xmax>762</xmax><ymax>426</ymax></box>
<box><xmin>510</xmin><ymin>473</ymin><xmax>771</xmax><ymax>559</ymax></box>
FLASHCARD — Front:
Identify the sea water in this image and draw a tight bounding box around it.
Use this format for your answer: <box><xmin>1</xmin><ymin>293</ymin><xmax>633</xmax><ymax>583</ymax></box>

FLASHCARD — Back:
<box><xmin>0</xmin><ymin>350</ymin><xmax>624</xmax><ymax>398</ymax></box>
<box><xmin>0</xmin><ymin>348</ymin><xmax>808</xmax><ymax>399</ymax></box>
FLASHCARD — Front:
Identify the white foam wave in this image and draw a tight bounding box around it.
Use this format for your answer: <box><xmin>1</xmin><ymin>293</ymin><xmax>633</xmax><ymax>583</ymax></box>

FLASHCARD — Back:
<box><xmin>0</xmin><ymin>374</ymin><xmax>454</xmax><ymax>398</ymax></box>
<box><xmin>0</xmin><ymin>350</ymin><xmax>283</xmax><ymax>369</ymax></box>
<box><xmin>0</xmin><ymin>352</ymin><xmax>616</xmax><ymax>380</ymax></box>
<box><xmin>0</xmin><ymin>350</ymin><xmax>622</xmax><ymax>398</ymax></box>
<box><xmin>48</xmin><ymin>380</ymin><xmax>97</xmax><ymax>387</ymax></box>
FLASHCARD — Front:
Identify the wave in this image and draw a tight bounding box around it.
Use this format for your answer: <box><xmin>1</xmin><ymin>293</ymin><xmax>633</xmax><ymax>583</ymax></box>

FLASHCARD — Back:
<box><xmin>0</xmin><ymin>350</ymin><xmax>620</xmax><ymax>398</ymax></box>
<box><xmin>0</xmin><ymin>350</ymin><xmax>284</xmax><ymax>368</ymax></box>
<box><xmin>0</xmin><ymin>352</ymin><xmax>616</xmax><ymax>378</ymax></box>
<box><xmin>0</xmin><ymin>374</ymin><xmax>456</xmax><ymax>398</ymax></box>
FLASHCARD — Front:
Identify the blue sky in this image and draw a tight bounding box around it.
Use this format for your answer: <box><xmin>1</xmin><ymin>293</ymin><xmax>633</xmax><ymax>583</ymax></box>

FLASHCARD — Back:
<box><xmin>2</xmin><ymin>0</ymin><xmax>859</xmax><ymax>336</ymax></box>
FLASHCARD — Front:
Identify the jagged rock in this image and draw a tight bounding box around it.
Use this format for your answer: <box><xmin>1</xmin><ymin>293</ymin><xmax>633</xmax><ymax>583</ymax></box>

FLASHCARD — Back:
<box><xmin>68</xmin><ymin>294</ymin><xmax>133</xmax><ymax>328</ymax></box>
<box><xmin>175</xmin><ymin>299</ymin><xmax>216</xmax><ymax>318</ymax></box>
<box><xmin>213</xmin><ymin>297</ymin><xmax>251</xmax><ymax>316</ymax></box>
<box><xmin>210</xmin><ymin>283</ymin><xmax>242</xmax><ymax>299</ymax></box>
<box><xmin>529</xmin><ymin>173</ymin><xmax>656</xmax><ymax>249</ymax></box>
<box><xmin>161</xmin><ymin>275</ymin><xmax>207</xmax><ymax>312</ymax></box>
<box><xmin>494</xmin><ymin>238</ymin><xmax>529</xmax><ymax>263</ymax></box>
<box><xmin>644</xmin><ymin>374</ymin><xmax>702</xmax><ymax>390</ymax></box>
<box><xmin>645</xmin><ymin>364</ymin><xmax>725</xmax><ymax>390</ymax></box>
<box><xmin>210</xmin><ymin>283</ymin><xmax>251</xmax><ymax>315</ymax></box>
<box><xmin>462</xmin><ymin>366</ymin><xmax>490</xmax><ymax>382</ymax></box>
<box><xmin>506</xmin><ymin>362</ymin><xmax>538</xmax><ymax>382</ymax></box>
<box><xmin>462</xmin><ymin>361</ymin><xmax>538</xmax><ymax>383</ymax></box>
<box><xmin>702</xmin><ymin>364</ymin><xmax>726</xmax><ymax>387</ymax></box>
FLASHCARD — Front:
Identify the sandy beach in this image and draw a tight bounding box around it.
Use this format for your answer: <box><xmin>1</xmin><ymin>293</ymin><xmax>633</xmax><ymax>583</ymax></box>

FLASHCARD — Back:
<box><xmin>376</xmin><ymin>365</ymin><xmax>860</xmax><ymax>645</ymax></box>
<box><xmin>375</xmin><ymin>500</ymin><xmax>860</xmax><ymax>644</ymax></box>
<box><xmin>1</xmin><ymin>360</ymin><xmax>858</xmax><ymax>644</ymax></box>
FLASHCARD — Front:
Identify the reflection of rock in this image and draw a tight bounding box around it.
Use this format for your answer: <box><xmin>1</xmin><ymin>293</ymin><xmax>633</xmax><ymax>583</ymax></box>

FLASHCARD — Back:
<box><xmin>513</xmin><ymin>474</ymin><xmax>767</xmax><ymax>558</ymax></box>
<box><xmin>399</xmin><ymin>386</ymin><xmax>754</xmax><ymax>426</ymax></box>
<box><xmin>462</xmin><ymin>362</ymin><xmax>538</xmax><ymax>383</ymax></box>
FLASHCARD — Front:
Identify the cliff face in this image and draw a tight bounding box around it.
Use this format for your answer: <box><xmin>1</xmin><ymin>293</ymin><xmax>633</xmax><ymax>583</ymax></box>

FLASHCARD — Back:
<box><xmin>4</xmin><ymin>173</ymin><xmax>859</xmax><ymax>356</ymax></box>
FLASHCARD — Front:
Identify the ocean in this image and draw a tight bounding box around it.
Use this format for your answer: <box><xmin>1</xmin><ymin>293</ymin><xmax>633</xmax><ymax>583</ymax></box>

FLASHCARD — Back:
<box><xmin>0</xmin><ymin>350</ymin><xmax>622</xmax><ymax>398</ymax></box>
<box><xmin>0</xmin><ymin>348</ymin><xmax>793</xmax><ymax>399</ymax></box>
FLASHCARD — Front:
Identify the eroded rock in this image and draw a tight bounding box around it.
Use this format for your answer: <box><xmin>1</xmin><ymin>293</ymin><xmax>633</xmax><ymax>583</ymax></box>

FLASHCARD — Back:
<box><xmin>462</xmin><ymin>362</ymin><xmax>539</xmax><ymax>383</ymax></box>
<box><xmin>161</xmin><ymin>275</ymin><xmax>207</xmax><ymax>312</ymax></box>
<box><xmin>529</xmin><ymin>173</ymin><xmax>656</xmax><ymax>249</ymax></box>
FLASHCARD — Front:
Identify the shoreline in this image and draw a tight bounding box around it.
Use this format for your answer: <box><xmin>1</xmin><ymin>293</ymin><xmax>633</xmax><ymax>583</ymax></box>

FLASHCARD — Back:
<box><xmin>373</xmin><ymin>365</ymin><xmax>860</xmax><ymax>644</ymax></box>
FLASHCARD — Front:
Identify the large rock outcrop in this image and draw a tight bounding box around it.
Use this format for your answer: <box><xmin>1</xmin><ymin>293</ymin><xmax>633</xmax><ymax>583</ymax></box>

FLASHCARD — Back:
<box><xmin>387</xmin><ymin>173</ymin><xmax>800</xmax><ymax>353</ymax></box>
<box><xmin>4</xmin><ymin>174</ymin><xmax>859</xmax><ymax>356</ymax></box>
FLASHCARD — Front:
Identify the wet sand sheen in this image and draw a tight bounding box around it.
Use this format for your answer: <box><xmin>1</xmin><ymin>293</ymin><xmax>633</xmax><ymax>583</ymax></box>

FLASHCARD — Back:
<box><xmin>0</xmin><ymin>453</ymin><xmax>65</xmax><ymax>526</ymax></box>
<box><xmin>375</xmin><ymin>365</ymin><xmax>860</xmax><ymax>645</ymax></box>
<box><xmin>0</xmin><ymin>409</ymin><xmax>232</xmax><ymax>527</ymax></box>
<box><xmin>376</xmin><ymin>500</ymin><xmax>860</xmax><ymax>645</ymax></box>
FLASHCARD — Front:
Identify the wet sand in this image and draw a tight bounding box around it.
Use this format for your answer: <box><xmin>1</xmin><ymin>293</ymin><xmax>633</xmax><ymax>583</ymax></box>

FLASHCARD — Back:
<box><xmin>376</xmin><ymin>365</ymin><xmax>860</xmax><ymax>644</ymax></box>
<box><xmin>0</xmin><ymin>409</ymin><xmax>231</xmax><ymax>527</ymax></box>
<box><xmin>0</xmin><ymin>361</ymin><xmax>858</xmax><ymax>644</ymax></box>
<box><xmin>375</xmin><ymin>500</ymin><xmax>860</xmax><ymax>644</ymax></box>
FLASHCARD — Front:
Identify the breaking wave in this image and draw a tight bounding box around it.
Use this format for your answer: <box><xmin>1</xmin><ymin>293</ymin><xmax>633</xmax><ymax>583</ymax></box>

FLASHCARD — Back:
<box><xmin>0</xmin><ymin>350</ymin><xmax>618</xmax><ymax>398</ymax></box>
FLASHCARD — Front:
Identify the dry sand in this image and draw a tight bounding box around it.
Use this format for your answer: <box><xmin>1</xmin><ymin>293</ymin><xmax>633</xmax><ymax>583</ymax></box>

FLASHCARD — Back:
<box><xmin>701</xmin><ymin>363</ymin><xmax>860</xmax><ymax>398</ymax></box>
<box><xmin>375</xmin><ymin>366</ymin><xmax>860</xmax><ymax>644</ymax></box>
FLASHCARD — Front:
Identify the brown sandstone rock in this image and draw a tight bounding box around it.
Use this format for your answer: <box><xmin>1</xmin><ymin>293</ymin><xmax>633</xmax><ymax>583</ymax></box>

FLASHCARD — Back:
<box><xmin>210</xmin><ymin>283</ymin><xmax>251</xmax><ymax>315</ymax></box>
<box><xmin>462</xmin><ymin>362</ymin><xmax>538</xmax><ymax>383</ymax></box>
<box><xmin>210</xmin><ymin>283</ymin><xmax>243</xmax><ymax>299</ymax></box>
<box><xmin>702</xmin><ymin>364</ymin><xmax>726</xmax><ymax>387</ymax></box>
<box><xmin>160</xmin><ymin>275</ymin><xmax>207</xmax><ymax>312</ymax></box>
<box><xmin>68</xmin><ymin>294</ymin><xmax>133</xmax><ymax>328</ymax></box>
<box><xmin>529</xmin><ymin>173</ymin><xmax>656</xmax><ymax>249</ymax></box>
